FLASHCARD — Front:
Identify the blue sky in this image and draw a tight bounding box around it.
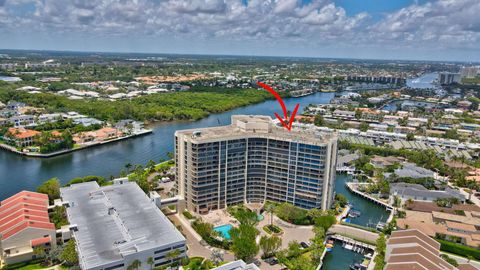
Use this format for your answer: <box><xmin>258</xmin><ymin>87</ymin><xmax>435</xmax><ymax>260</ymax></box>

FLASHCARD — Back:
<box><xmin>0</xmin><ymin>0</ymin><xmax>479</xmax><ymax>62</ymax></box>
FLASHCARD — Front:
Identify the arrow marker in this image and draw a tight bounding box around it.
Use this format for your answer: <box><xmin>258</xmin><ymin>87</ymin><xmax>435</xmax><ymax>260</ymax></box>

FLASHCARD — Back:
<box><xmin>257</xmin><ymin>82</ymin><xmax>300</xmax><ymax>131</ymax></box>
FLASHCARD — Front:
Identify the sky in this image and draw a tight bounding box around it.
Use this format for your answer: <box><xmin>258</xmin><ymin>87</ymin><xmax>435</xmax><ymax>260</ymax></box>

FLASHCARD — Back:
<box><xmin>0</xmin><ymin>0</ymin><xmax>479</xmax><ymax>62</ymax></box>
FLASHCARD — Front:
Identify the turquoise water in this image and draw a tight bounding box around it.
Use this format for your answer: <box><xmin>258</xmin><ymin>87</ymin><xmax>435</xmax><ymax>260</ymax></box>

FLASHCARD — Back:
<box><xmin>322</xmin><ymin>242</ymin><xmax>366</xmax><ymax>270</ymax></box>
<box><xmin>257</xmin><ymin>214</ymin><xmax>264</xmax><ymax>221</ymax></box>
<box><xmin>214</xmin><ymin>224</ymin><xmax>233</xmax><ymax>240</ymax></box>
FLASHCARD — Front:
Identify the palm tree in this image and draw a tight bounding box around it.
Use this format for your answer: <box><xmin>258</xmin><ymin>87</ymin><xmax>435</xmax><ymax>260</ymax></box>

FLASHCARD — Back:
<box><xmin>210</xmin><ymin>249</ymin><xmax>224</xmax><ymax>266</ymax></box>
<box><xmin>265</xmin><ymin>204</ymin><xmax>275</xmax><ymax>226</ymax></box>
<box><xmin>125</xmin><ymin>163</ymin><xmax>133</xmax><ymax>172</ymax></box>
<box><xmin>165</xmin><ymin>249</ymin><xmax>181</xmax><ymax>265</ymax></box>
<box><xmin>147</xmin><ymin>257</ymin><xmax>154</xmax><ymax>270</ymax></box>
<box><xmin>128</xmin><ymin>259</ymin><xmax>141</xmax><ymax>270</ymax></box>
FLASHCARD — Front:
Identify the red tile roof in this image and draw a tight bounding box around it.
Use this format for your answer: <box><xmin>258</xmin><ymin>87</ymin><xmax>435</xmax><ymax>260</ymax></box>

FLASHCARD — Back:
<box><xmin>31</xmin><ymin>236</ymin><xmax>52</xmax><ymax>247</ymax></box>
<box><xmin>0</xmin><ymin>191</ymin><xmax>54</xmax><ymax>240</ymax></box>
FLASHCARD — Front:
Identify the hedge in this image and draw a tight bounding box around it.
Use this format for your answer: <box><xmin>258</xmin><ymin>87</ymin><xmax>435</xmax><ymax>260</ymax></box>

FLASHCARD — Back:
<box><xmin>1</xmin><ymin>258</ymin><xmax>44</xmax><ymax>270</ymax></box>
<box><xmin>437</xmin><ymin>239</ymin><xmax>480</xmax><ymax>260</ymax></box>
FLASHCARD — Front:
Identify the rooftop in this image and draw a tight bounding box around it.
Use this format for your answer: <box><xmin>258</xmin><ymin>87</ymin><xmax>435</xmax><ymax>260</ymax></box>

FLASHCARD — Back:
<box><xmin>175</xmin><ymin>115</ymin><xmax>336</xmax><ymax>146</ymax></box>
<box><xmin>60</xmin><ymin>181</ymin><xmax>185</xmax><ymax>270</ymax></box>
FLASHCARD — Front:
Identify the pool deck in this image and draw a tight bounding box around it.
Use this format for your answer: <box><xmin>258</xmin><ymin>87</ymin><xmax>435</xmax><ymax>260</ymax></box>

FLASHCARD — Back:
<box><xmin>202</xmin><ymin>209</ymin><xmax>239</xmax><ymax>227</ymax></box>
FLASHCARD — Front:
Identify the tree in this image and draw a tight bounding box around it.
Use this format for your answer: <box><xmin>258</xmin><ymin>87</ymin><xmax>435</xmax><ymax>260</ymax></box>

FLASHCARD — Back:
<box><xmin>359</xmin><ymin>122</ymin><xmax>369</xmax><ymax>132</ymax></box>
<box><xmin>335</xmin><ymin>194</ymin><xmax>348</xmax><ymax>208</ymax></box>
<box><xmin>314</xmin><ymin>214</ymin><xmax>336</xmax><ymax>231</ymax></box>
<box><xmin>287</xmin><ymin>241</ymin><xmax>302</xmax><ymax>257</ymax></box>
<box><xmin>374</xmin><ymin>233</ymin><xmax>386</xmax><ymax>270</ymax></box>
<box><xmin>230</xmin><ymin>224</ymin><xmax>259</xmax><ymax>262</ymax></box>
<box><xmin>128</xmin><ymin>259</ymin><xmax>142</xmax><ymax>270</ymax></box>
<box><xmin>165</xmin><ymin>249</ymin><xmax>181</xmax><ymax>264</ymax></box>
<box><xmin>33</xmin><ymin>246</ymin><xmax>46</xmax><ymax>259</ymax></box>
<box><xmin>167</xmin><ymin>151</ymin><xmax>174</xmax><ymax>160</ymax></box>
<box><xmin>259</xmin><ymin>235</ymin><xmax>282</xmax><ymax>258</ymax></box>
<box><xmin>210</xmin><ymin>249</ymin><xmax>224</xmax><ymax>266</ymax></box>
<box><xmin>147</xmin><ymin>257</ymin><xmax>154</xmax><ymax>270</ymax></box>
<box><xmin>37</xmin><ymin>178</ymin><xmax>61</xmax><ymax>203</ymax></box>
<box><xmin>60</xmin><ymin>239</ymin><xmax>79</xmax><ymax>266</ymax></box>
<box><xmin>314</xmin><ymin>114</ymin><xmax>325</xmax><ymax>126</ymax></box>
<box><xmin>406</xmin><ymin>133</ymin><xmax>415</xmax><ymax>141</ymax></box>
<box><xmin>265</xmin><ymin>204</ymin><xmax>275</xmax><ymax>226</ymax></box>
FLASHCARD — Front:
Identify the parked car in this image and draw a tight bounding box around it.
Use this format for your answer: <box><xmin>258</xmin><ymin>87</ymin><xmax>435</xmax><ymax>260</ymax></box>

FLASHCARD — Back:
<box><xmin>300</xmin><ymin>241</ymin><xmax>309</xmax><ymax>248</ymax></box>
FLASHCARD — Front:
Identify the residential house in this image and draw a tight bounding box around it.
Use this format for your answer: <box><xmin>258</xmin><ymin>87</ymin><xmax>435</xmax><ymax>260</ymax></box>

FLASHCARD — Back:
<box><xmin>3</xmin><ymin>128</ymin><xmax>40</xmax><ymax>147</ymax></box>
<box><xmin>390</xmin><ymin>183</ymin><xmax>466</xmax><ymax>203</ymax></box>
<box><xmin>0</xmin><ymin>191</ymin><xmax>56</xmax><ymax>265</ymax></box>
<box><xmin>9</xmin><ymin>115</ymin><xmax>35</xmax><ymax>127</ymax></box>
<box><xmin>38</xmin><ymin>113</ymin><xmax>62</xmax><ymax>124</ymax></box>
<box><xmin>6</xmin><ymin>101</ymin><xmax>25</xmax><ymax>111</ymax></box>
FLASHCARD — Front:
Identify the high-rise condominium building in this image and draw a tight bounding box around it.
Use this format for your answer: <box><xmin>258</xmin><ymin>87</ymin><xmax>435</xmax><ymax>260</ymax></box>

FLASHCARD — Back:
<box><xmin>175</xmin><ymin>115</ymin><xmax>338</xmax><ymax>214</ymax></box>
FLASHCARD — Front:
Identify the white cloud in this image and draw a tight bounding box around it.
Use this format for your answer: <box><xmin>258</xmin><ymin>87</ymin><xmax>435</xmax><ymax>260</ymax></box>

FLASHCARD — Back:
<box><xmin>0</xmin><ymin>0</ymin><xmax>479</xmax><ymax>59</ymax></box>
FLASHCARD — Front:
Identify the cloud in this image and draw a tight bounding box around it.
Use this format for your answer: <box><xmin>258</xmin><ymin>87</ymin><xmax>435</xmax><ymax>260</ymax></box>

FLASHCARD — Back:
<box><xmin>0</xmin><ymin>0</ymin><xmax>479</xmax><ymax>59</ymax></box>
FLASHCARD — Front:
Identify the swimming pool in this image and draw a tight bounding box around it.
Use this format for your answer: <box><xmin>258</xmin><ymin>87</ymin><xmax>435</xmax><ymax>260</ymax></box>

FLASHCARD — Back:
<box><xmin>213</xmin><ymin>224</ymin><xmax>233</xmax><ymax>240</ymax></box>
<box><xmin>257</xmin><ymin>214</ymin><xmax>264</xmax><ymax>221</ymax></box>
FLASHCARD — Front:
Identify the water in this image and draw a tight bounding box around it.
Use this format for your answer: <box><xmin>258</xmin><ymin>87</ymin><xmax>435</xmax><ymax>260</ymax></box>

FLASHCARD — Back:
<box><xmin>213</xmin><ymin>224</ymin><xmax>233</xmax><ymax>240</ymax></box>
<box><xmin>0</xmin><ymin>92</ymin><xmax>334</xmax><ymax>199</ymax></box>
<box><xmin>335</xmin><ymin>174</ymin><xmax>388</xmax><ymax>228</ymax></box>
<box><xmin>321</xmin><ymin>242</ymin><xmax>365</xmax><ymax>270</ymax></box>
<box><xmin>0</xmin><ymin>76</ymin><xmax>22</xmax><ymax>82</ymax></box>
<box><xmin>406</xmin><ymin>72</ymin><xmax>437</xmax><ymax>89</ymax></box>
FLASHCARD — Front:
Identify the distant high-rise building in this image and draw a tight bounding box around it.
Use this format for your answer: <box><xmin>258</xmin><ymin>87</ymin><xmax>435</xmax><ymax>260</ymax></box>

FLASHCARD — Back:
<box><xmin>460</xmin><ymin>66</ymin><xmax>479</xmax><ymax>79</ymax></box>
<box><xmin>438</xmin><ymin>72</ymin><xmax>461</xmax><ymax>84</ymax></box>
<box><xmin>175</xmin><ymin>115</ymin><xmax>338</xmax><ymax>214</ymax></box>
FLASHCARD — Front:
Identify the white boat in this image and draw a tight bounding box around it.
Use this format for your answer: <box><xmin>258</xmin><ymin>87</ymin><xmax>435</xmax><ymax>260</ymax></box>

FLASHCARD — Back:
<box><xmin>345</xmin><ymin>244</ymin><xmax>353</xmax><ymax>250</ymax></box>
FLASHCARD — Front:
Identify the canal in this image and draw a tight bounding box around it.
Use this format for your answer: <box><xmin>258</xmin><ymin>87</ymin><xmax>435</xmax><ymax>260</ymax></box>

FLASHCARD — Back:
<box><xmin>0</xmin><ymin>92</ymin><xmax>335</xmax><ymax>199</ymax></box>
<box><xmin>335</xmin><ymin>173</ymin><xmax>389</xmax><ymax>228</ymax></box>
<box><xmin>321</xmin><ymin>243</ymin><xmax>366</xmax><ymax>270</ymax></box>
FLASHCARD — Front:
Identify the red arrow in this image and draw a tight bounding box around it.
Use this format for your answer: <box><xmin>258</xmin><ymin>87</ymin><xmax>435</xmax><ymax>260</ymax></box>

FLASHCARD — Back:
<box><xmin>257</xmin><ymin>82</ymin><xmax>300</xmax><ymax>131</ymax></box>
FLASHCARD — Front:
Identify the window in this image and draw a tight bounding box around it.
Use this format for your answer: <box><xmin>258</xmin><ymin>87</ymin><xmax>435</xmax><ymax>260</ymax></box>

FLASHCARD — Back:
<box><xmin>104</xmin><ymin>263</ymin><xmax>124</xmax><ymax>270</ymax></box>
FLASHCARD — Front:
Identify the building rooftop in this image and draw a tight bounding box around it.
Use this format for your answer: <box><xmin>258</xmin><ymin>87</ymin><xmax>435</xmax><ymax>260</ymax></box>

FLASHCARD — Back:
<box><xmin>0</xmin><ymin>191</ymin><xmax>54</xmax><ymax>240</ymax></box>
<box><xmin>60</xmin><ymin>181</ymin><xmax>185</xmax><ymax>270</ymax></box>
<box><xmin>391</xmin><ymin>183</ymin><xmax>465</xmax><ymax>201</ymax></box>
<box><xmin>175</xmin><ymin>115</ymin><xmax>336</xmax><ymax>146</ymax></box>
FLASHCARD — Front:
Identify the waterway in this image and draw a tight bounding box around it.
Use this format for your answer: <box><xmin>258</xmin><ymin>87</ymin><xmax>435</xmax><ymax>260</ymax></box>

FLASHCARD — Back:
<box><xmin>335</xmin><ymin>174</ymin><xmax>388</xmax><ymax>228</ymax></box>
<box><xmin>0</xmin><ymin>92</ymin><xmax>335</xmax><ymax>199</ymax></box>
<box><xmin>321</xmin><ymin>243</ymin><xmax>365</xmax><ymax>270</ymax></box>
<box><xmin>406</xmin><ymin>72</ymin><xmax>438</xmax><ymax>89</ymax></box>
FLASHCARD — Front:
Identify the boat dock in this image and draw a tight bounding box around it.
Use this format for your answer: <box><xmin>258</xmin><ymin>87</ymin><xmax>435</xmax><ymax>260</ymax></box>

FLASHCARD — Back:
<box><xmin>329</xmin><ymin>234</ymin><xmax>375</xmax><ymax>254</ymax></box>
<box><xmin>345</xmin><ymin>182</ymin><xmax>395</xmax><ymax>224</ymax></box>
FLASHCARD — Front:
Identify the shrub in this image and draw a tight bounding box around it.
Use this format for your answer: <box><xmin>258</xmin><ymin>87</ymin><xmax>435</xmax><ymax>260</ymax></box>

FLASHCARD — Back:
<box><xmin>437</xmin><ymin>239</ymin><xmax>480</xmax><ymax>260</ymax></box>
<box><xmin>183</xmin><ymin>210</ymin><xmax>194</xmax><ymax>220</ymax></box>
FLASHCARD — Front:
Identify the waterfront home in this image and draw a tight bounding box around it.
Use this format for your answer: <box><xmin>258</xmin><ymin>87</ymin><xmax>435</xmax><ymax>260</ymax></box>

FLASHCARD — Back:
<box><xmin>73</xmin><ymin>131</ymin><xmax>96</xmax><ymax>144</ymax></box>
<box><xmin>390</xmin><ymin>163</ymin><xmax>436</xmax><ymax>179</ymax></box>
<box><xmin>333</xmin><ymin>110</ymin><xmax>355</xmax><ymax>120</ymax></box>
<box><xmin>115</xmin><ymin>119</ymin><xmax>144</xmax><ymax>133</ymax></box>
<box><xmin>390</xmin><ymin>183</ymin><xmax>465</xmax><ymax>203</ymax></box>
<box><xmin>0</xmin><ymin>191</ymin><xmax>56</xmax><ymax>266</ymax></box>
<box><xmin>3</xmin><ymin>128</ymin><xmax>41</xmax><ymax>147</ymax></box>
<box><xmin>385</xmin><ymin>229</ymin><xmax>476</xmax><ymax>270</ymax></box>
<box><xmin>95</xmin><ymin>127</ymin><xmax>122</xmax><ymax>141</ymax></box>
<box><xmin>9</xmin><ymin>115</ymin><xmax>35</xmax><ymax>127</ymax></box>
<box><xmin>38</xmin><ymin>113</ymin><xmax>62</xmax><ymax>124</ymax></box>
<box><xmin>356</xmin><ymin>108</ymin><xmax>383</xmax><ymax>121</ymax></box>
<box><xmin>73</xmin><ymin>117</ymin><xmax>103</xmax><ymax>127</ymax></box>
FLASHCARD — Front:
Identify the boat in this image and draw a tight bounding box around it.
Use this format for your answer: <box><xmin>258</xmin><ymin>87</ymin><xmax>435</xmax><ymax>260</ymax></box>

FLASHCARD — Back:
<box><xmin>376</xmin><ymin>222</ymin><xmax>386</xmax><ymax>231</ymax></box>
<box><xmin>349</xmin><ymin>210</ymin><xmax>361</xmax><ymax>218</ymax></box>
<box><xmin>344</xmin><ymin>244</ymin><xmax>353</xmax><ymax>250</ymax></box>
<box><xmin>349</xmin><ymin>262</ymin><xmax>367</xmax><ymax>270</ymax></box>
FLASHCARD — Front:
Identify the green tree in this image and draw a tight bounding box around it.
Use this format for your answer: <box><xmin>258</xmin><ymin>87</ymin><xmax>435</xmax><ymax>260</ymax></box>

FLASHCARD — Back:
<box><xmin>374</xmin><ymin>233</ymin><xmax>386</xmax><ymax>270</ymax></box>
<box><xmin>60</xmin><ymin>239</ymin><xmax>79</xmax><ymax>266</ymax></box>
<box><xmin>128</xmin><ymin>259</ymin><xmax>142</xmax><ymax>270</ymax></box>
<box><xmin>165</xmin><ymin>249</ymin><xmax>181</xmax><ymax>264</ymax></box>
<box><xmin>287</xmin><ymin>241</ymin><xmax>302</xmax><ymax>257</ymax></box>
<box><xmin>406</xmin><ymin>133</ymin><xmax>415</xmax><ymax>141</ymax></box>
<box><xmin>230</xmin><ymin>224</ymin><xmax>259</xmax><ymax>262</ymax></box>
<box><xmin>359</xmin><ymin>122</ymin><xmax>369</xmax><ymax>132</ymax></box>
<box><xmin>314</xmin><ymin>114</ymin><xmax>325</xmax><ymax>126</ymax></box>
<box><xmin>37</xmin><ymin>178</ymin><xmax>61</xmax><ymax>203</ymax></box>
<box><xmin>147</xmin><ymin>257</ymin><xmax>154</xmax><ymax>270</ymax></box>
<box><xmin>259</xmin><ymin>235</ymin><xmax>282</xmax><ymax>258</ymax></box>
<box><xmin>314</xmin><ymin>214</ymin><xmax>336</xmax><ymax>231</ymax></box>
<box><xmin>33</xmin><ymin>246</ymin><xmax>46</xmax><ymax>259</ymax></box>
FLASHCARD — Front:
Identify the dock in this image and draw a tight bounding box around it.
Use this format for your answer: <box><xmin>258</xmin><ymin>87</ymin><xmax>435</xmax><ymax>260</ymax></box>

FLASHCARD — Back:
<box><xmin>346</xmin><ymin>182</ymin><xmax>395</xmax><ymax>224</ymax></box>
<box><xmin>329</xmin><ymin>234</ymin><xmax>375</xmax><ymax>252</ymax></box>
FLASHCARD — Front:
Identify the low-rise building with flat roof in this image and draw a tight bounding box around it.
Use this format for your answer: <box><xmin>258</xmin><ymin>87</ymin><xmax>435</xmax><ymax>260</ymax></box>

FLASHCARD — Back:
<box><xmin>212</xmin><ymin>260</ymin><xmax>260</xmax><ymax>270</ymax></box>
<box><xmin>60</xmin><ymin>181</ymin><xmax>186</xmax><ymax>270</ymax></box>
